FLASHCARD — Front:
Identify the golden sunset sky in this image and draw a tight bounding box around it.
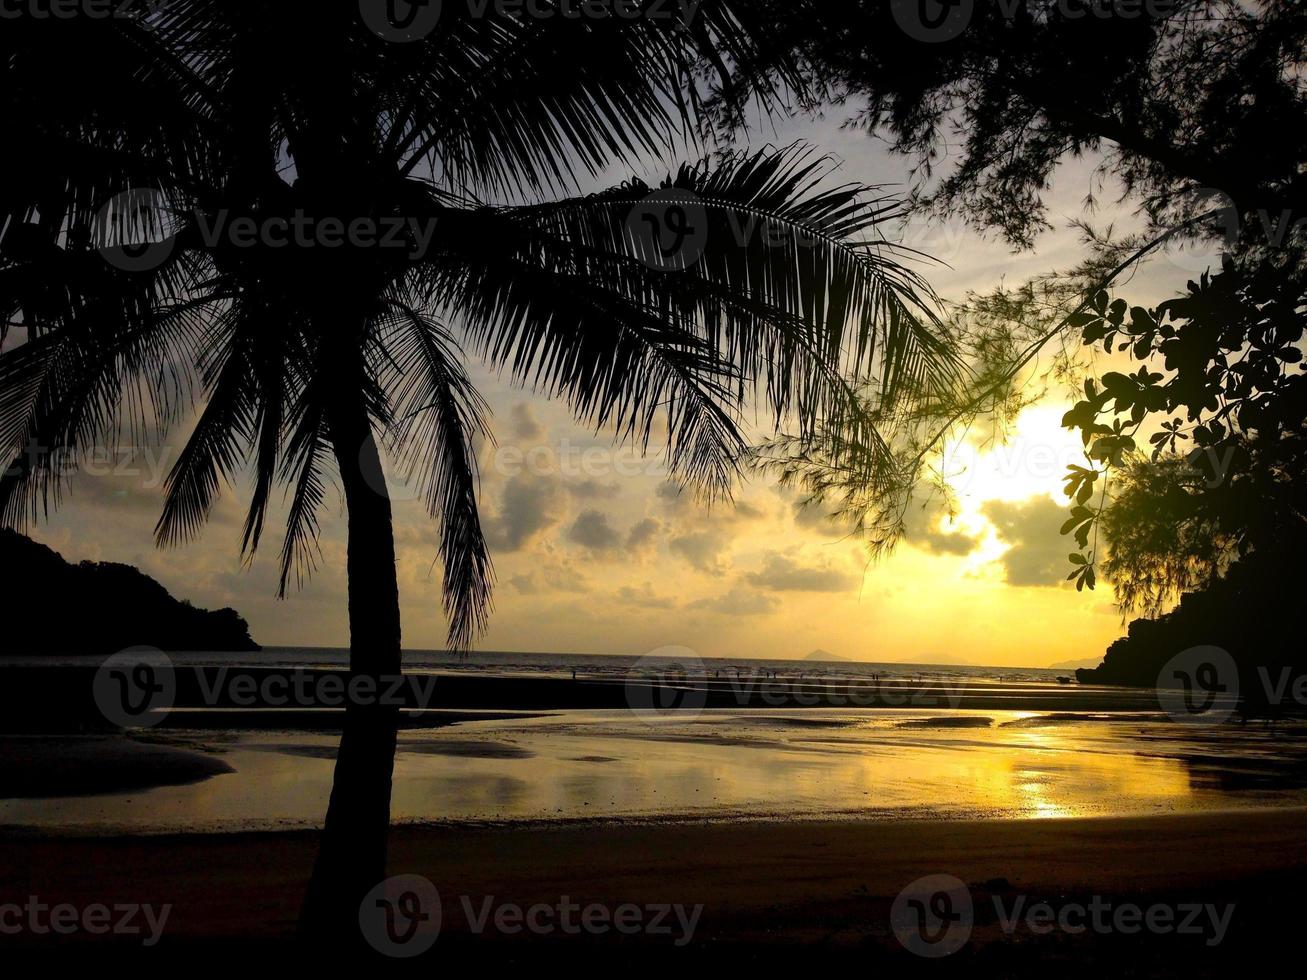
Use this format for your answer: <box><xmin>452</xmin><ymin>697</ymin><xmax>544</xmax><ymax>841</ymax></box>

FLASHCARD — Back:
<box><xmin>22</xmin><ymin>110</ymin><xmax>1210</xmax><ymax>667</ymax></box>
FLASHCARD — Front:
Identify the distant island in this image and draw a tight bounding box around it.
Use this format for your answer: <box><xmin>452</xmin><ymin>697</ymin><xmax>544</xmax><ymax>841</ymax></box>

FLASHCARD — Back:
<box><xmin>2</xmin><ymin>530</ymin><xmax>260</xmax><ymax>655</ymax></box>
<box><xmin>1047</xmin><ymin>657</ymin><xmax>1104</xmax><ymax>671</ymax></box>
<box><xmin>804</xmin><ymin>649</ymin><xmax>848</xmax><ymax>662</ymax></box>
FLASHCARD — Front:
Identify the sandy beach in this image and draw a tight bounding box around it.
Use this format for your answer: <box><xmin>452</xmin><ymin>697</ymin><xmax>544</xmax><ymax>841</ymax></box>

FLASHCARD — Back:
<box><xmin>2</xmin><ymin>807</ymin><xmax>1304</xmax><ymax>970</ymax></box>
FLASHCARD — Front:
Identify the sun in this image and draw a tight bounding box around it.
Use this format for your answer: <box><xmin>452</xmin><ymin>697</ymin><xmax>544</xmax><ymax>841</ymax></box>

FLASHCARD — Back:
<box><xmin>941</xmin><ymin>403</ymin><xmax>1086</xmax><ymax>511</ymax></box>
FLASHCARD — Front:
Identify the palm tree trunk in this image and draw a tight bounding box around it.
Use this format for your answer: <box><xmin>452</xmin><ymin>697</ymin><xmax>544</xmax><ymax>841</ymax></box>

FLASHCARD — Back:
<box><xmin>298</xmin><ymin>401</ymin><xmax>402</xmax><ymax>942</ymax></box>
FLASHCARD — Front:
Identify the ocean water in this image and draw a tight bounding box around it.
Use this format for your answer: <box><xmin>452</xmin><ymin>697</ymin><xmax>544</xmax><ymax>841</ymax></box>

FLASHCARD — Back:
<box><xmin>35</xmin><ymin>647</ymin><xmax>1073</xmax><ymax>684</ymax></box>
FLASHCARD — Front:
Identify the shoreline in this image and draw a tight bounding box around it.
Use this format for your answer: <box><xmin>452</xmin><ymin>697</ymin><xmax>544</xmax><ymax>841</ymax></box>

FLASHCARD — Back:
<box><xmin>0</xmin><ymin>663</ymin><xmax>1170</xmax><ymax>735</ymax></box>
<box><xmin>7</xmin><ymin>798</ymin><xmax>1307</xmax><ymax>841</ymax></box>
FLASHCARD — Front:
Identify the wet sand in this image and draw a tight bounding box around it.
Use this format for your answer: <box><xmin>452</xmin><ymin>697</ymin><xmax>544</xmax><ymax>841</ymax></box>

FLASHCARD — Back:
<box><xmin>8</xmin><ymin>706</ymin><xmax>1307</xmax><ymax>831</ymax></box>
<box><xmin>0</xmin><ymin>737</ymin><xmax>234</xmax><ymax>798</ymax></box>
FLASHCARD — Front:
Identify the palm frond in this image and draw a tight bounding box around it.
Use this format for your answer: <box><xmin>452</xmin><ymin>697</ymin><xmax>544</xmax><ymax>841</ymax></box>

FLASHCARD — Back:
<box><xmin>276</xmin><ymin>386</ymin><xmax>333</xmax><ymax>598</ymax></box>
<box><xmin>417</xmin><ymin>147</ymin><xmax>956</xmax><ymax>495</ymax></box>
<box><xmin>371</xmin><ymin>299</ymin><xmax>493</xmax><ymax>646</ymax></box>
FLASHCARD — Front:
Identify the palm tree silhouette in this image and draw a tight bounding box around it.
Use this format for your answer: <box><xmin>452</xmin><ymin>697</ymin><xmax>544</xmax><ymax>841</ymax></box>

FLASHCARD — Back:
<box><xmin>0</xmin><ymin>3</ymin><xmax>956</xmax><ymax>940</ymax></box>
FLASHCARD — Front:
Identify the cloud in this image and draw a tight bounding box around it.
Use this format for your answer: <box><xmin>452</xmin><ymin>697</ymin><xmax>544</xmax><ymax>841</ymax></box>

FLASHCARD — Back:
<box><xmin>669</xmin><ymin>527</ymin><xmax>734</xmax><ymax>574</ymax></box>
<box><xmin>625</xmin><ymin>517</ymin><xmax>661</xmax><ymax>555</ymax></box>
<box><xmin>508</xmin><ymin>403</ymin><xmax>545</xmax><ymax>440</ymax></box>
<box><xmin>901</xmin><ymin>500</ymin><xmax>983</xmax><ymax>556</ymax></box>
<box><xmin>658</xmin><ymin>482</ymin><xmax>769</xmax><ymax>573</ymax></box>
<box><xmin>792</xmin><ymin>500</ymin><xmax>838</xmax><ymax>531</ymax></box>
<box><xmin>568</xmin><ymin>479</ymin><xmax>622</xmax><ymax>500</ymax></box>
<box><xmin>690</xmin><ymin>584</ymin><xmax>779</xmax><ymax>616</ymax></box>
<box><xmin>506</xmin><ymin>553</ymin><xmax>593</xmax><ymax>595</ymax></box>
<box><xmin>744</xmin><ymin>553</ymin><xmax>859</xmax><ymax>593</ymax></box>
<box><xmin>483</xmin><ymin>474</ymin><xmax>564</xmax><ymax>552</ymax></box>
<box><xmin>982</xmin><ymin>495</ymin><xmax>1071</xmax><ymax>587</ymax></box>
<box><xmin>567</xmin><ymin>509</ymin><xmax>622</xmax><ymax>554</ymax></box>
<box><xmin>509</xmin><ymin>573</ymin><xmax>541</xmax><ymax>595</ymax></box>
<box><xmin>655</xmin><ymin>480</ymin><xmax>692</xmax><ymax>515</ymax></box>
<box><xmin>616</xmin><ymin>582</ymin><xmax>676</xmax><ymax>609</ymax></box>
<box><xmin>656</xmin><ymin>481</ymin><xmax>767</xmax><ymax>522</ymax></box>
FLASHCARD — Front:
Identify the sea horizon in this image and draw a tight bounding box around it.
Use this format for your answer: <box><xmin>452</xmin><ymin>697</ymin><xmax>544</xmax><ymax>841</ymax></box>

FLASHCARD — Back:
<box><xmin>2</xmin><ymin>646</ymin><xmax>1086</xmax><ymax>681</ymax></box>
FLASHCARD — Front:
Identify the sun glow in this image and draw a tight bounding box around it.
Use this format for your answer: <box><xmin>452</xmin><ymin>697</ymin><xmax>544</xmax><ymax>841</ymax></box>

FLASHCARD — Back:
<box><xmin>931</xmin><ymin>403</ymin><xmax>1089</xmax><ymax>552</ymax></box>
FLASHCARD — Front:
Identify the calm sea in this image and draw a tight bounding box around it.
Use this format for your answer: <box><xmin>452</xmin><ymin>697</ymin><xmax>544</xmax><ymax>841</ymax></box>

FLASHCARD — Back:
<box><xmin>8</xmin><ymin>647</ymin><xmax>1070</xmax><ymax>684</ymax></box>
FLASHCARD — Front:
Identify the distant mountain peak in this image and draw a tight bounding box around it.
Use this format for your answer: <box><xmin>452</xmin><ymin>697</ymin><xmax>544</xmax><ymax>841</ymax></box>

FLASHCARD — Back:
<box><xmin>804</xmin><ymin>649</ymin><xmax>847</xmax><ymax>662</ymax></box>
